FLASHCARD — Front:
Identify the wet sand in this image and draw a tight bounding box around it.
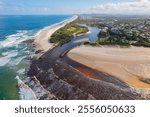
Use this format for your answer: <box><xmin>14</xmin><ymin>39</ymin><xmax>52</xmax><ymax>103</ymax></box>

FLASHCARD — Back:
<box><xmin>68</xmin><ymin>46</ymin><xmax>150</xmax><ymax>88</ymax></box>
<box><xmin>64</xmin><ymin>57</ymin><xmax>101</xmax><ymax>80</ymax></box>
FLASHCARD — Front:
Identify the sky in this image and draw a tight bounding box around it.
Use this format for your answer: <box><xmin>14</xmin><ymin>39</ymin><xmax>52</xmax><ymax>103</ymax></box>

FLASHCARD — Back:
<box><xmin>0</xmin><ymin>0</ymin><xmax>150</xmax><ymax>15</ymax></box>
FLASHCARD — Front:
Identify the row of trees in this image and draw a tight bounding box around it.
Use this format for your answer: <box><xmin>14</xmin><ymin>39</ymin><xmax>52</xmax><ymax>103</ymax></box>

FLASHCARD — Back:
<box><xmin>96</xmin><ymin>28</ymin><xmax>150</xmax><ymax>47</ymax></box>
<box><xmin>91</xmin><ymin>36</ymin><xmax>130</xmax><ymax>47</ymax></box>
<box><xmin>132</xmin><ymin>38</ymin><xmax>150</xmax><ymax>47</ymax></box>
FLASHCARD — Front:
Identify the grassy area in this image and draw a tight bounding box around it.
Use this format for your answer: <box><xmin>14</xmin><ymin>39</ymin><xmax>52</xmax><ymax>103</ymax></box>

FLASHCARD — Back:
<box><xmin>49</xmin><ymin>23</ymin><xmax>88</xmax><ymax>45</ymax></box>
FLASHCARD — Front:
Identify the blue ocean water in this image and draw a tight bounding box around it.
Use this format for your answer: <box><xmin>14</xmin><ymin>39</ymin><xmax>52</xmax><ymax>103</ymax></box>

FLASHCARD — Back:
<box><xmin>0</xmin><ymin>15</ymin><xmax>72</xmax><ymax>100</ymax></box>
<box><xmin>0</xmin><ymin>15</ymin><xmax>72</xmax><ymax>41</ymax></box>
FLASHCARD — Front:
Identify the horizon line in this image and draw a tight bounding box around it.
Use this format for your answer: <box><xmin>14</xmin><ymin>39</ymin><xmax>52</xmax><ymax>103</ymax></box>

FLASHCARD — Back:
<box><xmin>0</xmin><ymin>14</ymin><xmax>150</xmax><ymax>16</ymax></box>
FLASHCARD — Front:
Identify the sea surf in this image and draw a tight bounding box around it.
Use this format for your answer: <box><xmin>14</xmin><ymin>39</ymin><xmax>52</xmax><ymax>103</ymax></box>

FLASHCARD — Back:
<box><xmin>0</xmin><ymin>15</ymin><xmax>74</xmax><ymax>100</ymax></box>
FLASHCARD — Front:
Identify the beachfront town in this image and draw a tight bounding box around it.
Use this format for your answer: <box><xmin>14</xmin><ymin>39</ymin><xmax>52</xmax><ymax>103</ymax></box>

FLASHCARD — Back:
<box><xmin>102</xmin><ymin>20</ymin><xmax>150</xmax><ymax>39</ymax></box>
<box><xmin>82</xmin><ymin>15</ymin><xmax>150</xmax><ymax>47</ymax></box>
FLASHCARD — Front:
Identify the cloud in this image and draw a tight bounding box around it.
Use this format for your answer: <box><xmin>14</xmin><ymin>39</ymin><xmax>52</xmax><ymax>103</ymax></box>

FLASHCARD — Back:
<box><xmin>90</xmin><ymin>0</ymin><xmax>150</xmax><ymax>14</ymax></box>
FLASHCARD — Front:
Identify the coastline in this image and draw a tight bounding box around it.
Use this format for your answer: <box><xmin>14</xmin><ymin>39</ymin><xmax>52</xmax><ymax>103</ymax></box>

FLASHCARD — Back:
<box><xmin>26</xmin><ymin>16</ymin><xmax>147</xmax><ymax>99</ymax></box>
<box><xmin>23</xmin><ymin>15</ymin><xmax>81</xmax><ymax>100</ymax></box>
<box><xmin>26</xmin><ymin>24</ymin><xmax>146</xmax><ymax>99</ymax></box>
<box><xmin>68</xmin><ymin>46</ymin><xmax>150</xmax><ymax>88</ymax></box>
<box><xmin>34</xmin><ymin>15</ymin><xmax>78</xmax><ymax>52</ymax></box>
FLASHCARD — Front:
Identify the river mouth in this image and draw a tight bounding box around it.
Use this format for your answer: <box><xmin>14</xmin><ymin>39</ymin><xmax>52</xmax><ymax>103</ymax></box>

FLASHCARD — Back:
<box><xmin>48</xmin><ymin>25</ymin><xmax>103</xmax><ymax>80</ymax></box>
<box><xmin>26</xmin><ymin>23</ymin><xmax>143</xmax><ymax>99</ymax></box>
<box><xmin>73</xmin><ymin>24</ymin><xmax>100</xmax><ymax>42</ymax></box>
<box><xmin>62</xmin><ymin>25</ymin><xmax>102</xmax><ymax>80</ymax></box>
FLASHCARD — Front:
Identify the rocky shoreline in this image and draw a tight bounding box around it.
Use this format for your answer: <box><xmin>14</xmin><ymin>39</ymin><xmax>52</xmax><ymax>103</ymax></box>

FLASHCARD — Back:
<box><xmin>25</xmin><ymin>45</ymin><xmax>144</xmax><ymax>100</ymax></box>
<box><xmin>21</xmin><ymin>16</ymin><xmax>150</xmax><ymax>100</ymax></box>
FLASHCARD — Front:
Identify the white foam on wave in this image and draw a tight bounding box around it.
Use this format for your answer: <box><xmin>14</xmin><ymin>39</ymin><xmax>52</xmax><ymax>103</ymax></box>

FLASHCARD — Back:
<box><xmin>0</xmin><ymin>30</ymin><xmax>33</xmax><ymax>48</ymax></box>
<box><xmin>22</xmin><ymin>47</ymin><xmax>28</xmax><ymax>51</ymax></box>
<box><xmin>17</xmin><ymin>68</ymin><xmax>25</xmax><ymax>75</ymax></box>
<box><xmin>15</xmin><ymin>76</ymin><xmax>37</xmax><ymax>100</ymax></box>
<box><xmin>0</xmin><ymin>51</ymin><xmax>18</xmax><ymax>66</ymax></box>
<box><xmin>2</xmin><ymin>50</ymin><xmax>18</xmax><ymax>56</ymax></box>
<box><xmin>0</xmin><ymin>15</ymin><xmax>78</xmax><ymax>67</ymax></box>
<box><xmin>6</xmin><ymin>51</ymin><xmax>18</xmax><ymax>58</ymax></box>
<box><xmin>0</xmin><ymin>56</ymin><xmax>10</xmax><ymax>66</ymax></box>
<box><xmin>0</xmin><ymin>15</ymin><xmax>78</xmax><ymax>48</ymax></box>
<box><xmin>35</xmin><ymin>15</ymin><xmax>78</xmax><ymax>37</ymax></box>
<box><xmin>9</xmin><ymin>56</ymin><xmax>26</xmax><ymax>66</ymax></box>
<box><xmin>0</xmin><ymin>30</ymin><xmax>34</xmax><ymax>67</ymax></box>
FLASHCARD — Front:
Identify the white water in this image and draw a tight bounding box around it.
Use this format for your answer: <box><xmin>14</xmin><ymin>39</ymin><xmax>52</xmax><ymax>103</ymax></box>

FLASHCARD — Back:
<box><xmin>15</xmin><ymin>76</ymin><xmax>37</xmax><ymax>100</ymax></box>
<box><xmin>9</xmin><ymin>56</ymin><xmax>26</xmax><ymax>66</ymax></box>
<box><xmin>0</xmin><ymin>15</ymin><xmax>78</xmax><ymax>99</ymax></box>
<box><xmin>0</xmin><ymin>30</ymin><xmax>31</xmax><ymax>48</ymax></box>
<box><xmin>35</xmin><ymin>15</ymin><xmax>78</xmax><ymax>37</ymax></box>
<box><xmin>0</xmin><ymin>51</ymin><xmax>18</xmax><ymax>66</ymax></box>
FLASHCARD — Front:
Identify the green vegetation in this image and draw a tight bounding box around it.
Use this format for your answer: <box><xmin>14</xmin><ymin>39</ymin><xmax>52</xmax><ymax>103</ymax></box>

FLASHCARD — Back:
<box><xmin>90</xmin><ymin>38</ymin><xmax>130</xmax><ymax>47</ymax></box>
<box><xmin>98</xmin><ymin>30</ymin><xmax>110</xmax><ymax>39</ymax></box>
<box><xmin>75</xmin><ymin>18</ymin><xmax>104</xmax><ymax>29</ymax></box>
<box><xmin>89</xmin><ymin>23</ymin><xmax>105</xmax><ymax>28</ymax></box>
<box><xmin>95</xmin><ymin>28</ymin><xmax>150</xmax><ymax>47</ymax></box>
<box><xmin>74</xmin><ymin>18</ymin><xmax>90</xmax><ymax>24</ymax></box>
<box><xmin>89</xmin><ymin>34</ymin><xmax>150</xmax><ymax>48</ymax></box>
<box><xmin>132</xmin><ymin>38</ymin><xmax>150</xmax><ymax>47</ymax></box>
<box><xmin>76</xmin><ymin>16</ymin><xmax>150</xmax><ymax>48</ymax></box>
<box><xmin>50</xmin><ymin>23</ymin><xmax>88</xmax><ymax>45</ymax></box>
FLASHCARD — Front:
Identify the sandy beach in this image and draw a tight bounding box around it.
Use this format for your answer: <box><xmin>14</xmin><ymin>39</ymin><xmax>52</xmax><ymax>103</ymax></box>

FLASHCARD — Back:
<box><xmin>68</xmin><ymin>46</ymin><xmax>150</xmax><ymax>88</ymax></box>
<box><xmin>34</xmin><ymin>16</ymin><xmax>78</xmax><ymax>52</ymax></box>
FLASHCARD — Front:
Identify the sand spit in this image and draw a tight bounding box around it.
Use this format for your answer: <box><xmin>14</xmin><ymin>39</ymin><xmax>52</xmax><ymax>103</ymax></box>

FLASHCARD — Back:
<box><xmin>34</xmin><ymin>16</ymin><xmax>78</xmax><ymax>52</ymax></box>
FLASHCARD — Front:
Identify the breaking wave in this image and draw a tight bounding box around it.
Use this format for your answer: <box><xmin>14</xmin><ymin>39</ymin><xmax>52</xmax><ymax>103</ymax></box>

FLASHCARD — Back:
<box><xmin>0</xmin><ymin>15</ymin><xmax>77</xmax><ymax>99</ymax></box>
<box><xmin>15</xmin><ymin>76</ymin><xmax>37</xmax><ymax>100</ymax></box>
<box><xmin>0</xmin><ymin>50</ymin><xmax>18</xmax><ymax>66</ymax></box>
<box><xmin>0</xmin><ymin>30</ymin><xmax>33</xmax><ymax>48</ymax></box>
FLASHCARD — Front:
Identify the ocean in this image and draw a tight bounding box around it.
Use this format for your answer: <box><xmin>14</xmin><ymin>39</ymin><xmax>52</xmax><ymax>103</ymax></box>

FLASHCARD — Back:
<box><xmin>0</xmin><ymin>15</ymin><xmax>72</xmax><ymax>100</ymax></box>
